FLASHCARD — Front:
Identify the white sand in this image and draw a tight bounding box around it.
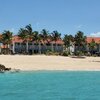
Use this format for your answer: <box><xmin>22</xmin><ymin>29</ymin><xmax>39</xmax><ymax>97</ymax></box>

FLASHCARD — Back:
<box><xmin>0</xmin><ymin>55</ymin><xmax>100</xmax><ymax>71</ymax></box>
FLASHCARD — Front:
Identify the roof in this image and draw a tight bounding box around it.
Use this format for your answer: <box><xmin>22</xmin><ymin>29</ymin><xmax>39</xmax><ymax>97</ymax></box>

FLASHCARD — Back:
<box><xmin>1</xmin><ymin>35</ymin><xmax>100</xmax><ymax>45</ymax></box>
<box><xmin>12</xmin><ymin>35</ymin><xmax>64</xmax><ymax>44</ymax></box>
<box><xmin>12</xmin><ymin>35</ymin><xmax>24</xmax><ymax>43</ymax></box>
<box><xmin>86</xmin><ymin>37</ymin><xmax>100</xmax><ymax>43</ymax></box>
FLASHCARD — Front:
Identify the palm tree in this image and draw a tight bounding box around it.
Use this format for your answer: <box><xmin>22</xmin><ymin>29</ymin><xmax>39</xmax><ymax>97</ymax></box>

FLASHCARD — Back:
<box><xmin>18</xmin><ymin>28</ymin><xmax>29</xmax><ymax>53</ymax></box>
<box><xmin>89</xmin><ymin>39</ymin><xmax>97</xmax><ymax>55</ymax></box>
<box><xmin>25</xmin><ymin>24</ymin><xmax>33</xmax><ymax>53</ymax></box>
<box><xmin>2</xmin><ymin>30</ymin><xmax>13</xmax><ymax>54</ymax></box>
<box><xmin>41</xmin><ymin>29</ymin><xmax>49</xmax><ymax>53</ymax></box>
<box><xmin>32</xmin><ymin>31</ymin><xmax>39</xmax><ymax>53</ymax></box>
<box><xmin>63</xmin><ymin>34</ymin><xmax>74</xmax><ymax>53</ymax></box>
<box><xmin>25</xmin><ymin>24</ymin><xmax>33</xmax><ymax>40</ymax></box>
<box><xmin>74</xmin><ymin>31</ymin><xmax>87</xmax><ymax>52</ymax></box>
<box><xmin>18</xmin><ymin>24</ymin><xmax>33</xmax><ymax>53</ymax></box>
<box><xmin>51</xmin><ymin>31</ymin><xmax>61</xmax><ymax>52</ymax></box>
<box><xmin>33</xmin><ymin>31</ymin><xmax>39</xmax><ymax>42</ymax></box>
<box><xmin>63</xmin><ymin>34</ymin><xmax>74</xmax><ymax>48</ymax></box>
<box><xmin>32</xmin><ymin>31</ymin><xmax>42</xmax><ymax>54</ymax></box>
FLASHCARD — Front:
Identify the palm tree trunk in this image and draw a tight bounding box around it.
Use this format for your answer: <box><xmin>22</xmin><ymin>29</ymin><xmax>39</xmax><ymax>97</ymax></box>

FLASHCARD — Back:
<box><xmin>8</xmin><ymin>44</ymin><xmax>10</xmax><ymax>54</ymax></box>
<box><xmin>13</xmin><ymin>42</ymin><xmax>15</xmax><ymax>54</ymax></box>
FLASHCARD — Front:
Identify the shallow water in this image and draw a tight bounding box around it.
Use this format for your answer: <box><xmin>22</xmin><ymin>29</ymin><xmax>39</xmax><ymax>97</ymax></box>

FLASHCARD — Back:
<box><xmin>0</xmin><ymin>71</ymin><xmax>100</xmax><ymax>100</ymax></box>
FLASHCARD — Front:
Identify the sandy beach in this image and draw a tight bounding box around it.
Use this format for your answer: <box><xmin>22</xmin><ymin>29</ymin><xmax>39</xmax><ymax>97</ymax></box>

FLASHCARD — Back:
<box><xmin>0</xmin><ymin>55</ymin><xmax>100</xmax><ymax>71</ymax></box>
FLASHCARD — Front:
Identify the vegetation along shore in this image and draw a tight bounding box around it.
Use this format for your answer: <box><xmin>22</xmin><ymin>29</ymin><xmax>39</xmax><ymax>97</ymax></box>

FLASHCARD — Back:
<box><xmin>0</xmin><ymin>24</ymin><xmax>100</xmax><ymax>57</ymax></box>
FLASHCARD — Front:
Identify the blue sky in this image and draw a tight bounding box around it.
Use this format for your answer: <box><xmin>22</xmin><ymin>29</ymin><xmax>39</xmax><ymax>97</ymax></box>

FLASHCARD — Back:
<box><xmin>0</xmin><ymin>0</ymin><xmax>100</xmax><ymax>37</ymax></box>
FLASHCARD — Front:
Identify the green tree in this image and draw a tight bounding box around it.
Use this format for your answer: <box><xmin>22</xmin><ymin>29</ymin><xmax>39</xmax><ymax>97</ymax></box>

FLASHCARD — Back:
<box><xmin>2</xmin><ymin>30</ymin><xmax>13</xmax><ymax>54</ymax></box>
<box><xmin>51</xmin><ymin>31</ymin><xmax>61</xmax><ymax>52</ymax></box>
<box><xmin>74</xmin><ymin>31</ymin><xmax>87</xmax><ymax>52</ymax></box>
<box><xmin>18</xmin><ymin>24</ymin><xmax>33</xmax><ymax>53</ymax></box>
<box><xmin>25</xmin><ymin>24</ymin><xmax>33</xmax><ymax>40</ymax></box>
<box><xmin>18</xmin><ymin>28</ymin><xmax>28</xmax><ymax>53</ymax></box>
<box><xmin>25</xmin><ymin>24</ymin><xmax>33</xmax><ymax>53</ymax></box>
<box><xmin>63</xmin><ymin>34</ymin><xmax>74</xmax><ymax>48</ymax></box>
<box><xmin>89</xmin><ymin>39</ymin><xmax>97</xmax><ymax>55</ymax></box>
<box><xmin>41</xmin><ymin>29</ymin><xmax>49</xmax><ymax>53</ymax></box>
<box><xmin>32</xmin><ymin>31</ymin><xmax>39</xmax><ymax>43</ymax></box>
<box><xmin>32</xmin><ymin>31</ymin><xmax>42</xmax><ymax>54</ymax></box>
<box><xmin>63</xmin><ymin>34</ymin><xmax>74</xmax><ymax>54</ymax></box>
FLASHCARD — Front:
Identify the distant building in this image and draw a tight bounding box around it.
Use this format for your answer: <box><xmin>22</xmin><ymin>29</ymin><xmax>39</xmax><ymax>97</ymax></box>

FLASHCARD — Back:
<box><xmin>11</xmin><ymin>35</ymin><xmax>64</xmax><ymax>54</ymax></box>
<box><xmin>0</xmin><ymin>35</ymin><xmax>100</xmax><ymax>54</ymax></box>
<box><xmin>86</xmin><ymin>37</ymin><xmax>100</xmax><ymax>53</ymax></box>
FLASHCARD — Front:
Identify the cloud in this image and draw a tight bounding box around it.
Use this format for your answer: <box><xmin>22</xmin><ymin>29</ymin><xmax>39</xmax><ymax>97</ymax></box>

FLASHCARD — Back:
<box><xmin>76</xmin><ymin>25</ymin><xmax>83</xmax><ymax>29</ymax></box>
<box><xmin>90</xmin><ymin>32</ymin><xmax>100</xmax><ymax>37</ymax></box>
<box><xmin>75</xmin><ymin>24</ymin><xmax>84</xmax><ymax>30</ymax></box>
<box><xmin>10</xmin><ymin>28</ymin><xmax>15</xmax><ymax>33</ymax></box>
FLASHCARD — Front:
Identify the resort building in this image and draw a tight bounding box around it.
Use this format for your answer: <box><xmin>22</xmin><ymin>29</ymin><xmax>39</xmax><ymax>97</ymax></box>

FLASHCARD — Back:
<box><xmin>12</xmin><ymin>36</ymin><xmax>100</xmax><ymax>54</ymax></box>
<box><xmin>11</xmin><ymin>35</ymin><xmax>64</xmax><ymax>54</ymax></box>
<box><xmin>86</xmin><ymin>37</ymin><xmax>100</xmax><ymax>53</ymax></box>
<box><xmin>0</xmin><ymin>35</ymin><xmax>100</xmax><ymax>55</ymax></box>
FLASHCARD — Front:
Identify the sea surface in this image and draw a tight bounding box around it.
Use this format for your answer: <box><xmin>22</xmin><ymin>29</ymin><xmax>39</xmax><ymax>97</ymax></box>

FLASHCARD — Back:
<box><xmin>0</xmin><ymin>71</ymin><xmax>100</xmax><ymax>100</ymax></box>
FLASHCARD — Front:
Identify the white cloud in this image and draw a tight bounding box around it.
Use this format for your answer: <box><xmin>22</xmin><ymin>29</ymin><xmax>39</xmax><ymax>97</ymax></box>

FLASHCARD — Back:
<box><xmin>76</xmin><ymin>25</ymin><xmax>83</xmax><ymax>29</ymax></box>
<box><xmin>75</xmin><ymin>24</ymin><xmax>84</xmax><ymax>30</ymax></box>
<box><xmin>90</xmin><ymin>32</ymin><xmax>100</xmax><ymax>37</ymax></box>
<box><xmin>10</xmin><ymin>28</ymin><xmax>15</xmax><ymax>33</ymax></box>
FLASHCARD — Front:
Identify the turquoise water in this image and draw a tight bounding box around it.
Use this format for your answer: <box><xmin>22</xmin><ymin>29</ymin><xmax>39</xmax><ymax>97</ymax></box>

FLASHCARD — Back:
<box><xmin>0</xmin><ymin>71</ymin><xmax>100</xmax><ymax>100</ymax></box>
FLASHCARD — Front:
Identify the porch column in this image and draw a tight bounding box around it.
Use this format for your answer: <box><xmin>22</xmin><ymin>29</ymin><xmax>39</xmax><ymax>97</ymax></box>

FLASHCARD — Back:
<box><xmin>86</xmin><ymin>44</ymin><xmax>89</xmax><ymax>52</ymax></box>
<box><xmin>51</xmin><ymin>43</ymin><xmax>54</xmax><ymax>52</ymax></box>
<box><xmin>39</xmin><ymin>42</ymin><xmax>41</xmax><ymax>54</ymax></box>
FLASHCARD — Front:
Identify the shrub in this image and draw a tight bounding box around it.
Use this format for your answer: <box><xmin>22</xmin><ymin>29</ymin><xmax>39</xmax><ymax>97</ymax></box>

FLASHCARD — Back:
<box><xmin>74</xmin><ymin>51</ymin><xmax>84</xmax><ymax>56</ymax></box>
<box><xmin>46</xmin><ymin>50</ymin><xmax>54</xmax><ymax>55</ymax></box>
<box><xmin>62</xmin><ymin>51</ymin><xmax>69</xmax><ymax>56</ymax></box>
<box><xmin>46</xmin><ymin>50</ymin><xmax>60</xmax><ymax>56</ymax></box>
<box><xmin>85</xmin><ymin>52</ymin><xmax>91</xmax><ymax>56</ymax></box>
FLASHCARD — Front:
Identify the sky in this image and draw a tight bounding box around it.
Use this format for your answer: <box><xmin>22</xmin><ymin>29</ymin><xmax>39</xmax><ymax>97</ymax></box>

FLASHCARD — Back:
<box><xmin>0</xmin><ymin>0</ymin><xmax>100</xmax><ymax>37</ymax></box>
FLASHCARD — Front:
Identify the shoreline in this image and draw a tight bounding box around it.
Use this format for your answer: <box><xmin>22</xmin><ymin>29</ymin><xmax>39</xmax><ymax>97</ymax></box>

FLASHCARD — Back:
<box><xmin>17</xmin><ymin>69</ymin><xmax>100</xmax><ymax>72</ymax></box>
<box><xmin>0</xmin><ymin>55</ymin><xmax>100</xmax><ymax>71</ymax></box>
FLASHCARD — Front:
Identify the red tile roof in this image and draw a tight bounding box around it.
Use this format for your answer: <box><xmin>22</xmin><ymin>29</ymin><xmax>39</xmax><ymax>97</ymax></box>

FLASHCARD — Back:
<box><xmin>12</xmin><ymin>35</ymin><xmax>24</xmax><ymax>43</ymax></box>
<box><xmin>86</xmin><ymin>37</ymin><xmax>100</xmax><ymax>43</ymax></box>
<box><xmin>1</xmin><ymin>35</ymin><xmax>100</xmax><ymax>46</ymax></box>
<box><xmin>12</xmin><ymin>35</ymin><xmax>64</xmax><ymax>44</ymax></box>
<box><xmin>11</xmin><ymin>36</ymin><xmax>100</xmax><ymax>44</ymax></box>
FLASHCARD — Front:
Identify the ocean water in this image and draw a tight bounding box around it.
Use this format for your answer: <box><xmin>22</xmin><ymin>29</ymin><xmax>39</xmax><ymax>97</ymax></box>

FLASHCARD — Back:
<box><xmin>0</xmin><ymin>71</ymin><xmax>100</xmax><ymax>100</ymax></box>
